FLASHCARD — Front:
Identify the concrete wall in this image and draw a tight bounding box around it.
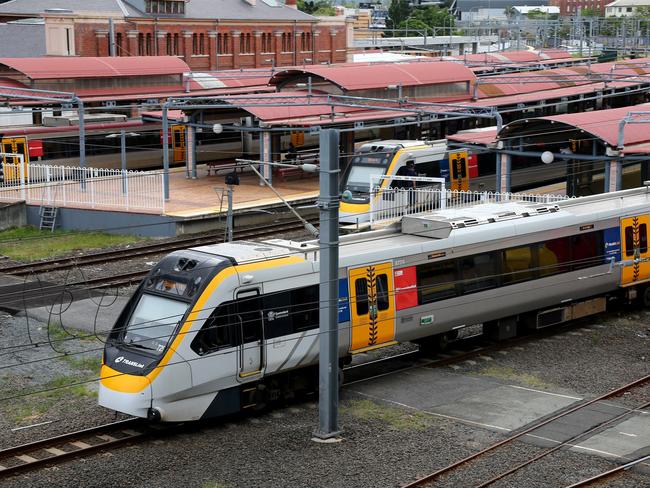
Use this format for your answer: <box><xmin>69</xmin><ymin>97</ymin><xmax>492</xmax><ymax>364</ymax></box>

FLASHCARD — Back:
<box><xmin>0</xmin><ymin>202</ymin><xmax>26</xmax><ymax>230</ymax></box>
<box><xmin>26</xmin><ymin>206</ymin><xmax>177</xmax><ymax>237</ymax></box>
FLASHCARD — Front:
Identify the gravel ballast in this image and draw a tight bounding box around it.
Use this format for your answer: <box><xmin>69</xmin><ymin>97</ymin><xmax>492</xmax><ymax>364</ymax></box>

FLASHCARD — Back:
<box><xmin>0</xmin><ymin>299</ymin><xmax>648</xmax><ymax>487</ymax></box>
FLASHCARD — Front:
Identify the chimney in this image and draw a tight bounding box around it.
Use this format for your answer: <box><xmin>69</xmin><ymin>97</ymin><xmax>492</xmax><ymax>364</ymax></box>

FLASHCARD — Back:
<box><xmin>285</xmin><ymin>0</ymin><xmax>297</xmax><ymax>8</ymax></box>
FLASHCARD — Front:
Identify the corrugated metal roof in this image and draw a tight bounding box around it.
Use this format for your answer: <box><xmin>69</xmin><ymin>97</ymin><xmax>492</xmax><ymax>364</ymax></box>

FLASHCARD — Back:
<box><xmin>0</xmin><ymin>56</ymin><xmax>189</xmax><ymax>79</ymax></box>
<box><xmin>269</xmin><ymin>62</ymin><xmax>476</xmax><ymax>91</ymax></box>
<box><xmin>502</xmin><ymin>103</ymin><xmax>650</xmax><ymax>148</ymax></box>
<box><xmin>447</xmin><ymin>127</ymin><xmax>499</xmax><ymax>146</ymax></box>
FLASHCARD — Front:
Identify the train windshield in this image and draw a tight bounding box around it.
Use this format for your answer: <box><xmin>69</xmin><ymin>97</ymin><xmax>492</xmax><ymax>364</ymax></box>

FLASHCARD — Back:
<box><xmin>122</xmin><ymin>293</ymin><xmax>190</xmax><ymax>355</ymax></box>
<box><xmin>343</xmin><ymin>152</ymin><xmax>393</xmax><ymax>193</ymax></box>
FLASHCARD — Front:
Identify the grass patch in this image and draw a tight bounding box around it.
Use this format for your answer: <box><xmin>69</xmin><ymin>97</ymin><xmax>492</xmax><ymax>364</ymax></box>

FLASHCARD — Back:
<box><xmin>477</xmin><ymin>365</ymin><xmax>551</xmax><ymax>389</ymax></box>
<box><xmin>0</xmin><ymin>226</ymin><xmax>144</xmax><ymax>261</ymax></box>
<box><xmin>343</xmin><ymin>399</ymin><xmax>434</xmax><ymax>431</ymax></box>
<box><xmin>202</xmin><ymin>482</ymin><xmax>228</xmax><ymax>488</ymax></box>
<box><xmin>64</xmin><ymin>354</ymin><xmax>102</xmax><ymax>375</ymax></box>
<box><xmin>5</xmin><ymin>374</ymin><xmax>97</xmax><ymax>424</ymax></box>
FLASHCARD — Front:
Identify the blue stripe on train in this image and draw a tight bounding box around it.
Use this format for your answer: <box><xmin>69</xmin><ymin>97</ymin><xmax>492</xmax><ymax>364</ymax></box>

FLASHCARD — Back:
<box><xmin>604</xmin><ymin>227</ymin><xmax>621</xmax><ymax>262</ymax></box>
<box><xmin>338</xmin><ymin>278</ymin><xmax>350</xmax><ymax>323</ymax></box>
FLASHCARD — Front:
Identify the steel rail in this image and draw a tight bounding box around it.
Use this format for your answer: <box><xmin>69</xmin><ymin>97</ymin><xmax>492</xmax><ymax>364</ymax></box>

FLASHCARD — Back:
<box><xmin>0</xmin><ymin>218</ymin><xmax>316</xmax><ymax>277</ymax></box>
<box><xmin>402</xmin><ymin>374</ymin><xmax>650</xmax><ymax>488</ymax></box>
<box><xmin>0</xmin><ymin>418</ymin><xmax>154</xmax><ymax>477</ymax></box>
<box><xmin>564</xmin><ymin>454</ymin><xmax>650</xmax><ymax>488</ymax></box>
<box><xmin>475</xmin><ymin>399</ymin><xmax>650</xmax><ymax>488</ymax></box>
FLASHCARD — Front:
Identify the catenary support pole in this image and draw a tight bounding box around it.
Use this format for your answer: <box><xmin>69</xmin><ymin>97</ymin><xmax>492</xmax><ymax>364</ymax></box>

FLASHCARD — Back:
<box><xmin>162</xmin><ymin>103</ymin><xmax>170</xmax><ymax>200</ymax></box>
<box><xmin>313</xmin><ymin>128</ymin><xmax>342</xmax><ymax>441</ymax></box>
<box><xmin>121</xmin><ymin>129</ymin><xmax>127</xmax><ymax>194</ymax></box>
<box><xmin>76</xmin><ymin>97</ymin><xmax>86</xmax><ymax>190</ymax></box>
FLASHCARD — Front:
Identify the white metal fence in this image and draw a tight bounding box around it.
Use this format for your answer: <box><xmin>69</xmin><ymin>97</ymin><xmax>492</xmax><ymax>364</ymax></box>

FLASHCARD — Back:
<box><xmin>369</xmin><ymin>186</ymin><xmax>572</xmax><ymax>227</ymax></box>
<box><xmin>0</xmin><ymin>163</ymin><xmax>165</xmax><ymax>212</ymax></box>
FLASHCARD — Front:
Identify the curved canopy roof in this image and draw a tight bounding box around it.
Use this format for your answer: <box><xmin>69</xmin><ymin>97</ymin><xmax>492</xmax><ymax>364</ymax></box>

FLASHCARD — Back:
<box><xmin>500</xmin><ymin>102</ymin><xmax>650</xmax><ymax>148</ymax></box>
<box><xmin>269</xmin><ymin>61</ymin><xmax>476</xmax><ymax>92</ymax></box>
<box><xmin>0</xmin><ymin>56</ymin><xmax>189</xmax><ymax>80</ymax></box>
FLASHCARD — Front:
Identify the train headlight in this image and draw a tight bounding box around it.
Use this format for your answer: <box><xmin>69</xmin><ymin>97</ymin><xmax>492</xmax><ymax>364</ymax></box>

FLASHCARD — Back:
<box><xmin>341</xmin><ymin>190</ymin><xmax>353</xmax><ymax>202</ymax></box>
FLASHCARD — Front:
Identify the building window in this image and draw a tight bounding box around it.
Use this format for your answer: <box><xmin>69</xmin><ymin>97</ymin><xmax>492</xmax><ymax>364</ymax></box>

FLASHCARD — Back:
<box><xmin>166</xmin><ymin>33</ymin><xmax>172</xmax><ymax>55</ymax></box>
<box><xmin>173</xmin><ymin>33</ymin><xmax>179</xmax><ymax>55</ymax></box>
<box><xmin>138</xmin><ymin>33</ymin><xmax>145</xmax><ymax>55</ymax></box>
<box><xmin>146</xmin><ymin>1</ymin><xmax>185</xmax><ymax>14</ymax></box>
<box><xmin>199</xmin><ymin>33</ymin><xmax>205</xmax><ymax>54</ymax></box>
<box><xmin>146</xmin><ymin>33</ymin><xmax>153</xmax><ymax>55</ymax></box>
<box><xmin>240</xmin><ymin>33</ymin><xmax>246</xmax><ymax>53</ymax></box>
<box><xmin>116</xmin><ymin>32</ymin><xmax>123</xmax><ymax>55</ymax></box>
<box><xmin>262</xmin><ymin>33</ymin><xmax>272</xmax><ymax>53</ymax></box>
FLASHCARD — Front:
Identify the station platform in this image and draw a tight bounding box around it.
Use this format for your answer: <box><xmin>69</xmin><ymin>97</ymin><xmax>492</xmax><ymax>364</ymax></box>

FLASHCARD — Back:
<box><xmin>163</xmin><ymin>164</ymin><xmax>320</xmax><ymax>218</ymax></box>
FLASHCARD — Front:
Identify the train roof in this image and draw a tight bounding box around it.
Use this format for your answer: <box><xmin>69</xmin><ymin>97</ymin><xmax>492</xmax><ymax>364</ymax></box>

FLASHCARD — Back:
<box><xmin>188</xmin><ymin>187</ymin><xmax>650</xmax><ymax>269</ymax></box>
<box><xmin>358</xmin><ymin>140</ymin><xmax>446</xmax><ymax>152</ymax></box>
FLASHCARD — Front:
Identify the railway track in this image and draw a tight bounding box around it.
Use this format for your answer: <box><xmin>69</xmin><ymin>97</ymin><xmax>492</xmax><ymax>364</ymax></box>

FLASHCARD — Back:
<box><xmin>0</xmin><ymin>320</ymin><xmax>631</xmax><ymax>479</ymax></box>
<box><xmin>565</xmin><ymin>454</ymin><xmax>650</xmax><ymax>487</ymax></box>
<box><xmin>0</xmin><ymin>218</ymin><xmax>316</xmax><ymax>277</ymax></box>
<box><xmin>402</xmin><ymin>374</ymin><xmax>650</xmax><ymax>488</ymax></box>
<box><xmin>0</xmin><ymin>418</ymin><xmax>168</xmax><ymax>477</ymax></box>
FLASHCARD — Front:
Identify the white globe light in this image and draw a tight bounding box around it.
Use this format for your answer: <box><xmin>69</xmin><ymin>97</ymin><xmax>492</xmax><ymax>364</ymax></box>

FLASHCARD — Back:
<box><xmin>212</xmin><ymin>123</ymin><xmax>223</xmax><ymax>134</ymax></box>
<box><xmin>541</xmin><ymin>151</ymin><xmax>554</xmax><ymax>164</ymax></box>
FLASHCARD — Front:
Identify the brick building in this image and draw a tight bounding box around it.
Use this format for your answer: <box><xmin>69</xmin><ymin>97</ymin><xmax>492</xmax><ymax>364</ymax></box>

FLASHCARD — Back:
<box><xmin>0</xmin><ymin>0</ymin><xmax>351</xmax><ymax>70</ymax></box>
<box><xmin>549</xmin><ymin>0</ymin><xmax>608</xmax><ymax>16</ymax></box>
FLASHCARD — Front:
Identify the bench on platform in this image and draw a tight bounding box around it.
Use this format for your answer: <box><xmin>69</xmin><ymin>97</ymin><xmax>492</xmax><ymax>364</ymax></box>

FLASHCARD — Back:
<box><xmin>275</xmin><ymin>165</ymin><xmax>305</xmax><ymax>181</ymax></box>
<box><xmin>206</xmin><ymin>160</ymin><xmax>246</xmax><ymax>176</ymax></box>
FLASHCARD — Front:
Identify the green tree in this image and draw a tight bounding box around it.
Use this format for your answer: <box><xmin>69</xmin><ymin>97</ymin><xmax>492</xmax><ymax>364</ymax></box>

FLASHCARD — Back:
<box><xmin>387</xmin><ymin>0</ymin><xmax>411</xmax><ymax>31</ymax></box>
<box><xmin>297</xmin><ymin>0</ymin><xmax>333</xmax><ymax>15</ymax></box>
<box><xmin>580</xmin><ymin>7</ymin><xmax>598</xmax><ymax>17</ymax></box>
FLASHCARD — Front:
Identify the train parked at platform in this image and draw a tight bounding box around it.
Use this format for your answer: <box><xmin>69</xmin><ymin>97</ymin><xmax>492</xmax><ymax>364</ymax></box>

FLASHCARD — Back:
<box><xmin>99</xmin><ymin>187</ymin><xmax>649</xmax><ymax>421</ymax></box>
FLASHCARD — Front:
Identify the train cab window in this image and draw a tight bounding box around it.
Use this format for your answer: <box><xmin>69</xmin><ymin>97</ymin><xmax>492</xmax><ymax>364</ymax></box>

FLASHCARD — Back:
<box><xmin>417</xmin><ymin>260</ymin><xmax>458</xmax><ymax>304</ymax></box>
<box><xmin>354</xmin><ymin>278</ymin><xmax>369</xmax><ymax>315</ymax></box>
<box><xmin>236</xmin><ymin>289</ymin><xmax>263</xmax><ymax>343</ymax></box>
<box><xmin>459</xmin><ymin>252</ymin><xmax>497</xmax><ymax>293</ymax></box>
<box><xmin>502</xmin><ymin>245</ymin><xmax>537</xmax><ymax>285</ymax></box>
<box><xmin>376</xmin><ymin>274</ymin><xmax>389</xmax><ymax>311</ymax></box>
<box><xmin>624</xmin><ymin>224</ymin><xmax>648</xmax><ymax>256</ymax></box>
<box><xmin>190</xmin><ymin>302</ymin><xmax>236</xmax><ymax>355</ymax></box>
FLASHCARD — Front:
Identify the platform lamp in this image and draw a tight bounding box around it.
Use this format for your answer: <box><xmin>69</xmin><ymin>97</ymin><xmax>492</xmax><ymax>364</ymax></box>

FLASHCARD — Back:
<box><xmin>264</xmin><ymin>58</ymin><xmax>275</xmax><ymax>73</ymax></box>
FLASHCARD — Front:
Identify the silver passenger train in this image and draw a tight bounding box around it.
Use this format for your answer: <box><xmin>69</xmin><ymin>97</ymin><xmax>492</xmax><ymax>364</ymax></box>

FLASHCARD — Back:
<box><xmin>99</xmin><ymin>187</ymin><xmax>650</xmax><ymax>421</ymax></box>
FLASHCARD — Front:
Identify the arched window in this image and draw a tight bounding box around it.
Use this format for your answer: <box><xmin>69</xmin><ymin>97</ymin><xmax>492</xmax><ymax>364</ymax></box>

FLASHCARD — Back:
<box><xmin>173</xmin><ymin>33</ymin><xmax>179</xmax><ymax>55</ymax></box>
<box><xmin>240</xmin><ymin>33</ymin><xmax>245</xmax><ymax>53</ymax></box>
<box><xmin>138</xmin><ymin>33</ymin><xmax>145</xmax><ymax>55</ymax></box>
<box><xmin>166</xmin><ymin>33</ymin><xmax>172</xmax><ymax>55</ymax></box>
<box><xmin>199</xmin><ymin>33</ymin><xmax>205</xmax><ymax>55</ymax></box>
<box><xmin>223</xmin><ymin>33</ymin><xmax>229</xmax><ymax>54</ymax></box>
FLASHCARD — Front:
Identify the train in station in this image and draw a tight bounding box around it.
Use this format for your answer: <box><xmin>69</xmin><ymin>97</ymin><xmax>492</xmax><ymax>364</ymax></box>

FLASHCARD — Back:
<box><xmin>338</xmin><ymin>139</ymin><xmax>576</xmax><ymax>224</ymax></box>
<box><xmin>99</xmin><ymin>186</ymin><xmax>649</xmax><ymax>422</ymax></box>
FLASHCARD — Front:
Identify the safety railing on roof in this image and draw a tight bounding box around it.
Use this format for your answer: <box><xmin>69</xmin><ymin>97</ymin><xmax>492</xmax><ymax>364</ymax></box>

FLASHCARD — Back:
<box><xmin>369</xmin><ymin>185</ymin><xmax>571</xmax><ymax>228</ymax></box>
<box><xmin>0</xmin><ymin>163</ymin><xmax>165</xmax><ymax>213</ymax></box>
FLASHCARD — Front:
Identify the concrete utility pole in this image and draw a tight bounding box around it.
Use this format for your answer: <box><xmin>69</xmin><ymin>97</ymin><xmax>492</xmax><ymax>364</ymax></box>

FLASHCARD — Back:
<box><xmin>313</xmin><ymin>128</ymin><xmax>342</xmax><ymax>442</ymax></box>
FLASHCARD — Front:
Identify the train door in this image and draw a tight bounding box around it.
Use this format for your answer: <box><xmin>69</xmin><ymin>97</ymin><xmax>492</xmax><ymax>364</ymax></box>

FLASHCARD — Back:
<box><xmin>1</xmin><ymin>137</ymin><xmax>29</xmax><ymax>181</ymax></box>
<box><xmin>449</xmin><ymin>150</ymin><xmax>469</xmax><ymax>191</ymax></box>
<box><xmin>621</xmin><ymin>215</ymin><xmax>650</xmax><ymax>285</ymax></box>
<box><xmin>348</xmin><ymin>262</ymin><xmax>396</xmax><ymax>353</ymax></box>
<box><xmin>172</xmin><ymin>125</ymin><xmax>186</xmax><ymax>163</ymax></box>
<box><xmin>235</xmin><ymin>288</ymin><xmax>265</xmax><ymax>379</ymax></box>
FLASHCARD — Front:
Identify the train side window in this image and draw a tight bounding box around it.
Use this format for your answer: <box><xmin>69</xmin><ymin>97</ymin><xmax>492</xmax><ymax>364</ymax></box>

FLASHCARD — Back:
<box><xmin>417</xmin><ymin>260</ymin><xmax>458</xmax><ymax>304</ymax></box>
<box><xmin>376</xmin><ymin>274</ymin><xmax>389</xmax><ymax>311</ymax></box>
<box><xmin>354</xmin><ymin>278</ymin><xmax>369</xmax><ymax>315</ymax></box>
<box><xmin>502</xmin><ymin>245</ymin><xmax>537</xmax><ymax>285</ymax></box>
<box><xmin>641</xmin><ymin>224</ymin><xmax>648</xmax><ymax>254</ymax></box>
<box><xmin>236</xmin><ymin>289</ymin><xmax>263</xmax><ymax>343</ymax></box>
<box><xmin>459</xmin><ymin>252</ymin><xmax>497</xmax><ymax>293</ymax></box>
<box><xmin>263</xmin><ymin>291</ymin><xmax>292</xmax><ymax>339</ymax></box>
<box><xmin>291</xmin><ymin>285</ymin><xmax>319</xmax><ymax>332</ymax></box>
<box><xmin>539</xmin><ymin>237</ymin><xmax>571</xmax><ymax>276</ymax></box>
<box><xmin>190</xmin><ymin>302</ymin><xmax>236</xmax><ymax>355</ymax></box>
<box><xmin>572</xmin><ymin>231</ymin><xmax>603</xmax><ymax>269</ymax></box>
